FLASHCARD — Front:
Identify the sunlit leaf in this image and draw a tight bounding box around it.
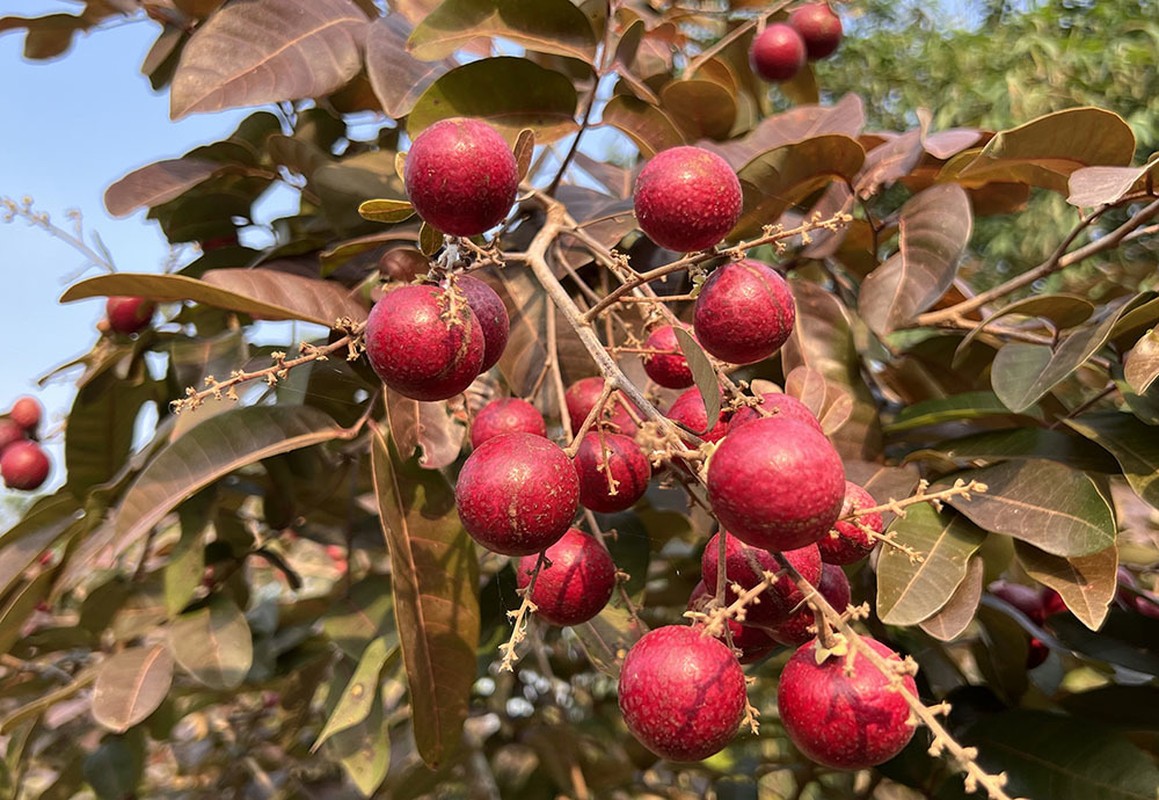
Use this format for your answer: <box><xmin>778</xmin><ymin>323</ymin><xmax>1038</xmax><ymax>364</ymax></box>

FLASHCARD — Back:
<box><xmin>886</xmin><ymin>391</ymin><xmax>1038</xmax><ymax>433</ymax></box>
<box><xmin>1015</xmin><ymin>540</ymin><xmax>1117</xmax><ymax>631</ymax></box>
<box><xmin>513</xmin><ymin>128</ymin><xmax>535</xmax><ymax>181</ymax></box>
<box><xmin>365</xmin><ymin>15</ymin><xmax>451</xmax><ymax>119</ymax></box>
<box><xmin>385</xmin><ymin>388</ymin><xmax>465</xmax><ymax>470</ymax></box>
<box><xmin>91</xmin><ymin>645</ymin><xmax>174</xmax><ymax>733</ymax></box>
<box><xmin>0</xmin><ymin>570</ymin><xmax>56</xmax><ymax>656</ymax></box>
<box><xmin>660</xmin><ymin>78</ymin><xmax>737</xmax><ymax>140</ymax></box>
<box><xmin>919</xmin><ymin>555</ymin><xmax>983</xmax><ymax>641</ymax></box>
<box><xmin>358</xmin><ymin>198</ymin><xmax>416</xmax><ymax>224</ymax></box>
<box><xmin>673</xmin><ymin>327</ymin><xmax>719</xmax><ymax>437</ymax></box>
<box><xmin>1064</xmin><ymin>413</ymin><xmax>1159</xmax><ymax>509</ymax></box>
<box><xmin>104</xmin><ymin>158</ymin><xmax>225</xmax><ymax>217</ymax></box>
<box><xmin>408</xmin><ymin>0</ymin><xmax>598</xmax><ymax>63</ymax></box>
<box><xmin>953</xmin><ymin>293</ymin><xmax>1095</xmax><ymax>366</ymax></box>
<box><xmin>0</xmin><ymin>668</ymin><xmax>96</xmax><ymax>735</ymax></box>
<box><xmin>313</xmin><ymin>636</ymin><xmax>396</xmax><ymax>751</ymax></box>
<box><xmin>1066</xmin><ymin>154</ymin><xmax>1159</xmax><ymax>206</ymax></box>
<box><xmin>326</xmin><ymin>678</ymin><xmax>390</xmax><ymax>797</ymax></box>
<box><xmin>600</xmin><ymin>94</ymin><xmax>685</xmax><ymax>158</ymax></box>
<box><xmin>0</xmin><ymin>493</ymin><xmax>80</xmax><ymax>603</ymax></box>
<box><xmin>572</xmin><ymin>604</ymin><xmax>648</xmax><ymax>679</ymax></box>
<box><xmin>1124</xmin><ymin>327</ymin><xmax>1159</xmax><ymax>395</ymax></box>
<box><xmin>168</xmin><ymin>594</ymin><xmax>253</xmax><ymax>690</ymax></box>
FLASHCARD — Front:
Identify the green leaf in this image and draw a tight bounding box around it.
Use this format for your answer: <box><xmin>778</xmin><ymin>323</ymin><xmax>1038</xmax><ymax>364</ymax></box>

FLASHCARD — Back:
<box><xmin>419</xmin><ymin>221</ymin><xmax>442</xmax><ymax>255</ymax></box>
<box><xmin>1064</xmin><ymin>413</ymin><xmax>1159</xmax><ymax>509</ymax></box>
<box><xmin>358</xmin><ymin>198</ymin><xmax>416</xmax><ymax>224</ymax></box>
<box><xmin>1015</xmin><ymin>540</ymin><xmax>1117</xmax><ymax>631</ymax></box>
<box><xmin>922</xmin><ymin>428</ymin><xmax>1119</xmax><ymax>474</ymax></box>
<box><xmin>322</xmin><ymin>575</ymin><xmax>398</xmax><ymax>661</ymax></box>
<box><xmin>91</xmin><ymin>644</ymin><xmax>175</xmax><ymax>733</ymax></box>
<box><xmin>0</xmin><ymin>570</ymin><xmax>56</xmax><ymax>656</ymax></box>
<box><xmin>1049</xmin><ymin>610</ymin><xmax>1159</xmax><ymax>677</ymax></box>
<box><xmin>673</xmin><ymin>327</ymin><xmax>720</xmax><ymax>438</ymax></box>
<box><xmin>1124</xmin><ymin>327</ymin><xmax>1159</xmax><ymax>395</ymax></box>
<box><xmin>1060</xmin><ymin>685</ymin><xmax>1159</xmax><ymax>730</ymax></box>
<box><xmin>0</xmin><ymin>493</ymin><xmax>80</xmax><ymax>603</ymax></box>
<box><xmin>168</xmin><ymin>593</ymin><xmax>253</xmax><ymax>690</ymax></box>
<box><xmin>953</xmin><ymin>293</ymin><xmax>1095</xmax><ymax>367</ymax></box>
<box><xmin>165</xmin><ymin>498</ymin><xmax>212</xmax><ymax>616</ymax></box>
<box><xmin>945</xmin><ymin>459</ymin><xmax>1115</xmax><ymax>557</ymax></box>
<box><xmin>369</xmin><ymin>424</ymin><xmax>479</xmax><ymax>769</ymax></box>
<box><xmin>600</xmin><ymin>94</ymin><xmax>686</xmax><ymax>158</ymax></box>
<box><xmin>918</xmin><ymin>555</ymin><xmax>984</xmax><ymax>642</ymax></box>
<box><xmin>83</xmin><ymin>731</ymin><xmax>145</xmax><ymax>800</ymax></box>
<box><xmin>876</xmin><ymin>504</ymin><xmax>987</xmax><ymax>626</ymax></box>
<box><xmin>572</xmin><ymin>604</ymin><xmax>648</xmax><ymax>679</ymax></box>
<box><xmin>886</xmin><ymin>391</ymin><xmax>1037</xmax><ymax>433</ymax></box>
<box><xmin>313</xmin><ymin>636</ymin><xmax>396</xmax><ymax>750</ymax></box>
<box><xmin>408</xmin><ymin>0</ymin><xmax>598</xmax><ymax>63</ymax></box>
<box><xmin>325</xmin><ymin>665</ymin><xmax>391</xmax><ymax>797</ymax></box>
<box><xmin>104</xmin><ymin>158</ymin><xmax>225</xmax><ymax>217</ymax></box>
<box><xmin>408</xmin><ymin>56</ymin><xmax>579</xmax><ymax>143</ymax></box>
<box><xmin>65</xmin><ymin>371</ymin><xmax>155</xmax><ymax>498</ymax></box>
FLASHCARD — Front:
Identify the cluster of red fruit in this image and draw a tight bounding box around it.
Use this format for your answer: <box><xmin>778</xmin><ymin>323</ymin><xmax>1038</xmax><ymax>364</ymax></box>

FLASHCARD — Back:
<box><xmin>0</xmin><ymin>397</ymin><xmax>49</xmax><ymax>491</ymax></box>
<box><xmin>750</xmin><ymin>2</ymin><xmax>843</xmax><ymax>83</ymax></box>
<box><xmin>103</xmin><ymin>295</ymin><xmax>156</xmax><ymax>336</ymax></box>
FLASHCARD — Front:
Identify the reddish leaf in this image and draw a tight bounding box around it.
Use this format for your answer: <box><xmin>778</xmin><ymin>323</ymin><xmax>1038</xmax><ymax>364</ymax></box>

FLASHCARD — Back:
<box><xmin>385</xmin><ymin>388</ymin><xmax>466</xmax><ymax>470</ymax></box>
<box><xmin>1067</xmin><ymin>157</ymin><xmax>1159</xmax><ymax>207</ymax></box>
<box><xmin>365</xmin><ymin>15</ymin><xmax>451</xmax><ymax>119</ymax></box>
<box><xmin>407</xmin><ymin>0</ymin><xmax>597</xmax><ymax>63</ymax></box>
<box><xmin>104</xmin><ymin>158</ymin><xmax>224</xmax><ymax>218</ymax></box>
<box><xmin>91</xmin><ymin>645</ymin><xmax>174</xmax><ymax>733</ymax></box>
<box><xmin>600</xmin><ymin>94</ymin><xmax>686</xmax><ymax>158</ymax></box>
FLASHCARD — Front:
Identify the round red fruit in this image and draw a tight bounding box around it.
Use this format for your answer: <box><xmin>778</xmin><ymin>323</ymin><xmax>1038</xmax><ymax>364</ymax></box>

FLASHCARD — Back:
<box><xmin>575</xmin><ymin>431</ymin><xmax>650</xmax><ymax>513</ymax></box>
<box><xmin>9</xmin><ymin>396</ymin><xmax>41</xmax><ymax>432</ymax></box>
<box><xmin>565</xmin><ymin>377</ymin><xmax>637</xmax><ymax>436</ymax></box>
<box><xmin>404</xmin><ymin>117</ymin><xmax>518</xmax><ymax>237</ymax></box>
<box><xmin>707</xmin><ymin>417</ymin><xmax>845</xmax><ymax>552</ymax></box>
<box><xmin>106</xmin><ymin>296</ymin><xmax>157</xmax><ymax>335</ymax></box>
<box><xmin>666</xmin><ymin>387</ymin><xmax>730</xmax><ymax>442</ymax></box>
<box><xmin>633</xmin><ymin>146</ymin><xmax>741</xmax><ymax>253</ymax></box>
<box><xmin>778</xmin><ymin>636</ymin><xmax>917</xmax><ymax>770</ymax></box>
<box><xmin>365</xmin><ymin>283</ymin><xmax>485</xmax><ymax>401</ymax></box>
<box><xmin>457</xmin><ymin>274</ymin><xmax>509</xmax><ymax>371</ymax></box>
<box><xmin>729</xmin><ymin>391</ymin><xmax>821</xmax><ymax>433</ymax></box>
<box><xmin>694</xmin><ymin>260</ymin><xmax>795</xmax><ymax>365</ymax></box>
<box><xmin>642</xmin><ymin>325</ymin><xmax>694</xmax><ymax>389</ymax></box>
<box><xmin>0</xmin><ymin>419</ymin><xmax>25</xmax><ymax>454</ymax></box>
<box><xmin>770</xmin><ymin>563</ymin><xmax>851</xmax><ymax>647</ymax></box>
<box><xmin>619</xmin><ymin>625</ymin><xmax>747</xmax><ymax>762</ymax></box>
<box><xmin>819</xmin><ymin>481</ymin><xmax>882</xmax><ymax>565</ymax></box>
<box><xmin>455</xmin><ymin>433</ymin><xmax>579</xmax><ymax>556</ymax></box>
<box><xmin>701</xmin><ymin>531</ymin><xmax>822</xmax><ymax>629</ymax></box>
<box><xmin>789</xmin><ymin>3</ymin><xmax>843</xmax><ymax>60</ymax></box>
<box><xmin>516</xmin><ymin>528</ymin><xmax>616</xmax><ymax>626</ymax></box>
<box><xmin>1</xmin><ymin>441</ymin><xmax>50</xmax><ymax>491</ymax></box>
<box><xmin>471</xmin><ymin>398</ymin><xmax>546</xmax><ymax>448</ymax></box>
<box><xmin>687</xmin><ymin>580</ymin><xmax>779</xmax><ymax>664</ymax></box>
<box><xmin>750</xmin><ymin>23</ymin><xmax>807</xmax><ymax>82</ymax></box>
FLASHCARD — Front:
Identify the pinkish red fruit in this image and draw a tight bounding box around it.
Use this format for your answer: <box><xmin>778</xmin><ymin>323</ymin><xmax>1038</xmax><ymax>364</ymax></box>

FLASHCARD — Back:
<box><xmin>789</xmin><ymin>3</ymin><xmax>843</xmax><ymax>60</ymax></box>
<box><xmin>633</xmin><ymin>146</ymin><xmax>742</xmax><ymax>253</ymax></box>
<box><xmin>666</xmin><ymin>387</ymin><xmax>730</xmax><ymax>442</ymax></box>
<box><xmin>516</xmin><ymin>528</ymin><xmax>616</xmax><ymax>626</ymax></box>
<box><xmin>707</xmin><ymin>417</ymin><xmax>845</xmax><ymax>552</ymax></box>
<box><xmin>575</xmin><ymin>431</ymin><xmax>650</xmax><ymax>513</ymax></box>
<box><xmin>565</xmin><ymin>377</ymin><xmax>638</xmax><ymax>436</ymax></box>
<box><xmin>0</xmin><ymin>419</ymin><xmax>25</xmax><ymax>454</ymax></box>
<box><xmin>728</xmin><ymin>391</ymin><xmax>821</xmax><ymax>433</ymax></box>
<box><xmin>457</xmin><ymin>274</ymin><xmax>509</xmax><ymax>371</ymax></box>
<box><xmin>642</xmin><ymin>325</ymin><xmax>694</xmax><ymax>389</ymax></box>
<box><xmin>404</xmin><ymin>117</ymin><xmax>519</xmax><ymax>237</ymax></box>
<box><xmin>770</xmin><ymin>563</ymin><xmax>851</xmax><ymax>647</ymax></box>
<box><xmin>1</xmin><ymin>441</ymin><xmax>50</xmax><ymax>491</ymax></box>
<box><xmin>365</xmin><ymin>283</ymin><xmax>485</xmax><ymax>401</ymax></box>
<box><xmin>819</xmin><ymin>481</ymin><xmax>882</xmax><ymax>565</ymax></box>
<box><xmin>687</xmin><ymin>580</ymin><xmax>779</xmax><ymax>664</ymax></box>
<box><xmin>471</xmin><ymin>398</ymin><xmax>546</xmax><ymax>448</ymax></box>
<box><xmin>988</xmin><ymin>580</ymin><xmax>1046</xmax><ymax>625</ymax></box>
<box><xmin>694</xmin><ymin>260</ymin><xmax>795</xmax><ymax>365</ymax></box>
<box><xmin>455</xmin><ymin>433</ymin><xmax>579</xmax><ymax>556</ymax></box>
<box><xmin>106</xmin><ymin>296</ymin><xmax>156</xmax><ymax>335</ymax></box>
<box><xmin>778</xmin><ymin>636</ymin><xmax>917</xmax><ymax>769</ymax></box>
<box><xmin>9</xmin><ymin>397</ymin><xmax>41</xmax><ymax>432</ymax></box>
<box><xmin>619</xmin><ymin>625</ymin><xmax>747</xmax><ymax>761</ymax></box>
<box><xmin>750</xmin><ymin>23</ymin><xmax>807</xmax><ymax>82</ymax></box>
<box><xmin>701</xmin><ymin>531</ymin><xmax>822</xmax><ymax>629</ymax></box>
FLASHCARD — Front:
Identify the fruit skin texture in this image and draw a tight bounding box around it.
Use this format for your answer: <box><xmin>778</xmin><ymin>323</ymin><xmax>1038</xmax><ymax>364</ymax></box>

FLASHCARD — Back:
<box><xmin>707</xmin><ymin>417</ymin><xmax>845</xmax><ymax>552</ymax></box>
<box><xmin>729</xmin><ymin>391</ymin><xmax>821</xmax><ymax>433</ymax></box>
<box><xmin>642</xmin><ymin>325</ymin><xmax>694</xmax><ymax>389</ymax></box>
<box><xmin>455</xmin><ymin>433</ymin><xmax>579</xmax><ymax>556</ymax></box>
<box><xmin>0</xmin><ymin>420</ymin><xmax>25</xmax><ymax>454</ymax></box>
<box><xmin>106</xmin><ymin>296</ymin><xmax>156</xmax><ymax>335</ymax></box>
<box><xmin>770</xmin><ymin>563</ymin><xmax>851</xmax><ymax>646</ymax></box>
<box><xmin>701</xmin><ymin>531</ymin><xmax>822</xmax><ymax>629</ymax></box>
<box><xmin>778</xmin><ymin>636</ymin><xmax>917</xmax><ymax>770</ymax></box>
<box><xmin>634</xmin><ymin>146</ymin><xmax>742</xmax><ymax>253</ymax></box>
<box><xmin>565</xmin><ymin>377</ymin><xmax>638</xmax><ymax>436</ymax></box>
<box><xmin>750</xmin><ymin>23</ymin><xmax>807</xmax><ymax>82</ymax></box>
<box><xmin>2</xmin><ymin>441</ymin><xmax>50</xmax><ymax>491</ymax></box>
<box><xmin>618</xmin><ymin>625</ymin><xmax>747</xmax><ymax>762</ymax></box>
<box><xmin>693</xmin><ymin>260</ymin><xmax>796</xmax><ymax>365</ymax></box>
<box><xmin>404</xmin><ymin>117</ymin><xmax>519</xmax><ymax>237</ymax></box>
<box><xmin>819</xmin><ymin>481</ymin><xmax>882</xmax><ymax>565</ymax></box>
<box><xmin>789</xmin><ymin>3</ymin><xmax>843</xmax><ymax>60</ymax></box>
<box><xmin>575</xmin><ymin>431</ymin><xmax>651</xmax><ymax>513</ymax></box>
<box><xmin>365</xmin><ymin>284</ymin><xmax>485</xmax><ymax>401</ymax></box>
<box><xmin>687</xmin><ymin>580</ymin><xmax>779</xmax><ymax>664</ymax></box>
<box><xmin>9</xmin><ymin>397</ymin><xmax>41</xmax><ymax>432</ymax></box>
<box><xmin>516</xmin><ymin>528</ymin><xmax>616</xmax><ymax>626</ymax></box>
<box><xmin>471</xmin><ymin>398</ymin><xmax>546</xmax><ymax>448</ymax></box>
<box><xmin>458</xmin><ymin>274</ymin><xmax>509</xmax><ymax>371</ymax></box>
<box><xmin>666</xmin><ymin>387</ymin><xmax>730</xmax><ymax>442</ymax></box>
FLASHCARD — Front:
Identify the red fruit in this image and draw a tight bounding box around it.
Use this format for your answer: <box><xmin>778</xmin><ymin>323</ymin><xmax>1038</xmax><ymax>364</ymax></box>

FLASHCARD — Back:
<box><xmin>702</xmin><ymin>531</ymin><xmax>823</xmax><ymax>629</ymax></box>
<box><xmin>789</xmin><ymin>3</ymin><xmax>843</xmax><ymax>60</ymax></box>
<box><xmin>471</xmin><ymin>398</ymin><xmax>546</xmax><ymax>448</ymax></box>
<box><xmin>1041</xmin><ymin>587</ymin><xmax>1068</xmax><ymax>618</ymax></box>
<box><xmin>0</xmin><ymin>419</ymin><xmax>25</xmax><ymax>454</ymax></box>
<box><xmin>325</xmin><ymin>544</ymin><xmax>345</xmax><ymax>561</ymax></box>
<box><xmin>619</xmin><ymin>625</ymin><xmax>747</xmax><ymax>761</ymax></box>
<box><xmin>457</xmin><ymin>274</ymin><xmax>509</xmax><ymax>371</ymax></box>
<box><xmin>666</xmin><ymin>387</ymin><xmax>730</xmax><ymax>442</ymax></box>
<box><xmin>989</xmin><ymin>580</ymin><xmax>1046</xmax><ymax>625</ymax></box>
<box><xmin>9</xmin><ymin>397</ymin><xmax>41</xmax><ymax>432</ymax></box>
<box><xmin>105</xmin><ymin>296</ymin><xmax>157</xmax><ymax>335</ymax></box>
<box><xmin>1</xmin><ymin>441</ymin><xmax>50</xmax><ymax>491</ymax></box>
<box><xmin>642</xmin><ymin>325</ymin><xmax>694</xmax><ymax>389</ymax></box>
<box><xmin>707</xmin><ymin>418</ymin><xmax>845</xmax><ymax>552</ymax></box>
<box><xmin>404</xmin><ymin>117</ymin><xmax>519</xmax><ymax>237</ymax></box>
<box><xmin>778</xmin><ymin>636</ymin><xmax>917</xmax><ymax>770</ymax></box>
<box><xmin>633</xmin><ymin>146</ymin><xmax>742</xmax><ymax>253</ymax></box>
<box><xmin>516</xmin><ymin>528</ymin><xmax>616</xmax><ymax>626</ymax></box>
<box><xmin>687</xmin><ymin>580</ymin><xmax>779</xmax><ymax>664</ymax></box>
<box><xmin>564</xmin><ymin>377</ymin><xmax>638</xmax><ymax>436</ymax></box>
<box><xmin>819</xmin><ymin>482</ymin><xmax>882</xmax><ymax>565</ymax></box>
<box><xmin>365</xmin><ymin>284</ymin><xmax>485</xmax><ymax>401</ymax></box>
<box><xmin>575</xmin><ymin>431</ymin><xmax>650</xmax><ymax>513</ymax></box>
<box><xmin>770</xmin><ymin>563</ymin><xmax>851</xmax><ymax>647</ymax></box>
<box><xmin>201</xmin><ymin>233</ymin><xmax>239</xmax><ymax>251</ymax></box>
<box><xmin>729</xmin><ymin>391</ymin><xmax>821</xmax><ymax>433</ymax></box>
<box><xmin>455</xmin><ymin>433</ymin><xmax>579</xmax><ymax>556</ymax></box>
<box><xmin>1135</xmin><ymin>594</ymin><xmax>1159</xmax><ymax>620</ymax></box>
<box><xmin>749</xmin><ymin>23</ymin><xmax>807</xmax><ymax>82</ymax></box>
<box><xmin>1026</xmin><ymin>637</ymin><xmax>1049</xmax><ymax>668</ymax></box>
<box><xmin>693</xmin><ymin>260</ymin><xmax>795</xmax><ymax>365</ymax></box>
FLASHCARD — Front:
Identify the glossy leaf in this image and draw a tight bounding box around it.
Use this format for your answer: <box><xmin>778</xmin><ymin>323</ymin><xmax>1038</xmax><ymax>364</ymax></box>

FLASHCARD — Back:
<box><xmin>65</xmin><ymin>371</ymin><xmax>155</xmax><ymax>498</ymax></box>
<box><xmin>513</xmin><ymin>128</ymin><xmax>535</xmax><ymax>181</ymax></box>
<box><xmin>91</xmin><ymin>644</ymin><xmax>174</xmax><ymax>733</ymax></box>
<box><xmin>926</xmin><ymin>428</ymin><xmax>1119</xmax><ymax>474</ymax></box>
<box><xmin>600</xmin><ymin>94</ymin><xmax>685</xmax><ymax>158</ymax></box>
<box><xmin>358</xmin><ymin>198</ymin><xmax>415</xmax><ymax>224</ymax></box>
<box><xmin>366</xmin><ymin>15</ymin><xmax>451</xmax><ymax>119</ymax></box>
<box><xmin>314</xmin><ymin>636</ymin><xmax>396</xmax><ymax>750</ymax></box>
<box><xmin>953</xmin><ymin>293</ymin><xmax>1095</xmax><ymax>366</ymax></box>
<box><xmin>919</xmin><ymin>554</ymin><xmax>983</xmax><ymax>641</ymax></box>
<box><xmin>170</xmin><ymin>0</ymin><xmax>367</xmax><ymax>119</ymax></box>
<box><xmin>673</xmin><ymin>327</ymin><xmax>720</xmax><ymax>437</ymax></box>
<box><xmin>408</xmin><ymin>0</ymin><xmax>597</xmax><ymax>63</ymax></box>
<box><xmin>659</xmin><ymin>78</ymin><xmax>736</xmax><ymax>140</ymax></box>
<box><xmin>385</xmin><ymin>389</ymin><xmax>465</xmax><ymax>470</ymax></box>
<box><xmin>886</xmin><ymin>391</ymin><xmax>1034</xmax><ymax>433</ymax></box>
<box><xmin>1065</xmin><ymin>413</ymin><xmax>1159</xmax><ymax>509</ymax></box>
<box><xmin>104</xmin><ymin>158</ymin><xmax>224</xmax><ymax>217</ymax></box>
<box><xmin>1067</xmin><ymin>154</ymin><xmax>1159</xmax><ymax>207</ymax></box>
<box><xmin>369</xmin><ymin>425</ymin><xmax>479</xmax><ymax>769</ymax></box>
<box><xmin>168</xmin><ymin>594</ymin><xmax>253</xmax><ymax>690</ymax></box>
<box><xmin>1015</xmin><ymin>540</ymin><xmax>1117</xmax><ymax>631</ymax></box>
<box><xmin>1124</xmin><ymin>327</ymin><xmax>1159</xmax><ymax>395</ymax></box>
<box><xmin>876</xmin><ymin>504</ymin><xmax>987</xmax><ymax>626</ymax></box>
<box><xmin>946</xmin><ymin>459</ymin><xmax>1115</xmax><ymax>557</ymax></box>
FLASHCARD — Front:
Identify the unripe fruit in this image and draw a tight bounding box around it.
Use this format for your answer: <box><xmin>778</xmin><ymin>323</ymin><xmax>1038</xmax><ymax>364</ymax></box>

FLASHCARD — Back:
<box><xmin>575</xmin><ymin>431</ymin><xmax>651</xmax><ymax>513</ymax></box>
<box><xmin>1</xmin><ymin>441</ymin><xmax>50</xmax><ymax>491</ymax></box>
<box><xmin>457</xmin><ymin>274</ymin><xmax>509</xmax><ymax>371</ymax></box>
<box><xmin>707</xmin><ymin>417</ymin><xmax>845</xmax><ymax>552</ymax></box>
<box><xmin>728</xmin><ymin>391</ymin><xmax>821</xmax><ymax>433</ymax></box>
<box><xmin>0</xmin><ymin>419</ymin><xmax>25</xmax><ymax>454</ymax></box>
<box><xmin>778</xmin><ymin>636</ymin><xmax>917</xmax><ymax>769</ymax></box>
<box><xmin>750</xmin><ymin>23</ymin><xmax>807</xmax><ymax>82</ymax></box>
<box><xmin>701</xmin><ymin>531</ymin><xmax>822</xmax><ymax>629</ymax></box>
<box><xmin>693</xmin><ymin>260</ymin><xmax>795</xmax><ymax>365</ymax></box>
<box><xmin>404</xmin><ymin>117</ymin><xmax>519</xmax><ymax>237</ymax></box>
<box><xmin>564</xmin><ymin>377</ymin><xmax>638</xmax><ymax>436</ymax></box>
<box><xmin>633</xmin><ymin>146</ymin><xmax>742</xmax><ymax>253</ymax></box>
<box><xmin>666</xmin><ymin>387</ymin><xmax>729</xmax><ymax>442</ymax></box>
<box><xmin>619</xmin><ymin>625</ymin><xmax>747</xmax><ymax>761</ymax></box>
<box><xmin>106</xmin><ymin>296</ymin><xmax>157</xmax><ymax>335</ymax></box>
<box><xmin>687</xmin><ymin>580</ymin><xmax>778</xmax><ymax>664</ymax></box>
<box><xmin>516</xmin><ymin>528</ymin><xmax>616</xmax><ymax>626</ymax></box>
<box><xmin>819</xmin><ymin>481</ymin><xmax>882</xmax><ymax>565</ymax></box>
<box><xmin>9</xmin><ymin>397</ymin><xmax>42</xmax><ymax>432</ymax></box>
<box><xmin>471</xmin><ymin>398</ymin><xmax>546</xmax><ymax>448</ymax></box>
<box><xmin>770</xmin><ymin>563</ymin><xmax>851</xmax><ymax>647</ymax></box>
<box><xmin>455</xmin><ymin>433</ymin><xmax>579</xmax><ymax>556</ymax></box>
<box><xmin>642</xmin><ymin>325</ymin><xmax>694</xmax><ymax>389</ymax></box>
<box><xmin>789</xmin><ymin>3</ymin><xmax>843</xmax><ymax>60</ymax></box>
<box><xmin>365</xmin><ymin>284</ymin><xmax>485</xmax><ymax>401</ymax></box>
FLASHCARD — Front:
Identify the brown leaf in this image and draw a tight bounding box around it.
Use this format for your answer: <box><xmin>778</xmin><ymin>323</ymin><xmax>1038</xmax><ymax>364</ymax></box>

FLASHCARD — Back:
<box><xmin>1016</xmin><ymin>541</ymin><xmax>1118</xmax><ymax>631</ymax></box>
<box><xmin>104</xmin><ymin>158</ymin><xmax>224</xmax><ymax>218</ymax></box>
<box><xmin>365</xmin><ymin>15</ymin><xmax>451</xmax><ymax>119</ymax></box>
<box><xmin>385</xmin><ymin>388</ymin><xmax>465</xmax><ymax>469</ymax></box>
<box><xmin>91</xmin><ymin>644</ymin><xmax>174</xmax><ymax>733</ymax></box>
<box><xmin>920</xmin><ymin>555</ymin><xmax>984</xmax><ymax>641</ymax></box>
